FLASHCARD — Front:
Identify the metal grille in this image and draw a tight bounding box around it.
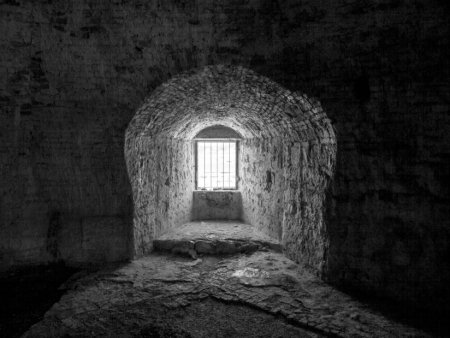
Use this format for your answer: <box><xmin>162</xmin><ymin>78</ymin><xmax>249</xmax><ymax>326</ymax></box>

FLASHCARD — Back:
<box><xmin>196</xmin><ymin>141</ymin><xmax>237</xmax><ymax>189</ymax></box>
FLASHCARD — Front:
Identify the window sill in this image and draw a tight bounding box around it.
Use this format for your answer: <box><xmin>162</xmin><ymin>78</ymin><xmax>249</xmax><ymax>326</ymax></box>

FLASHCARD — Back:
<box><xmin>194</xmin><ymin>189</ymin><xmax>239</xmax><ymax>192</ymax></box>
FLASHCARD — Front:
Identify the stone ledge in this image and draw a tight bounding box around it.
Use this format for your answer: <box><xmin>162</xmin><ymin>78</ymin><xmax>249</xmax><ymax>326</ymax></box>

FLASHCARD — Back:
<box><xmin>154</xmin><ymin>238</ymin><xmax>282</xmax><ymax>256</ymax></box>
<box><xmin>153</xmin><ymin>221</ymin><xmax>282</xmax><ymax>256</ymax></box>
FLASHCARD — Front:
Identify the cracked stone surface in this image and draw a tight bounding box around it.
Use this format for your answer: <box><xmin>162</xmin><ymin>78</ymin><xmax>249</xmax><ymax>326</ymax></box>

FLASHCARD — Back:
<box><xmin>22</xmin><ymin>251</ymin><xmax>433</xmax><ymax>338</ymax></box>
<box><xmin>154</xmin><ymin>221</ymin><xmax>282</xmax><ymax>256</ymax></box>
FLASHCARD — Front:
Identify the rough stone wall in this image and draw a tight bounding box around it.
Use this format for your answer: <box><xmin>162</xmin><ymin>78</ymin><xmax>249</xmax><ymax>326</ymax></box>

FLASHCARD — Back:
<box><xmin>193</xmin><ymin>191</ymin><xmax>242</xmax><ymax>220</ymax></box>
<box><xmin>240</xmin><ymin>139</ymin><xmax>285</xmax><ymax>241</ymax></box>
<box><xmin>126</xmin><ymin>137</ymin><xmax>194</xmax><ymax>257</ymax></box>
<box><xmin>241</xmin><ymin>137</ymin><xmax>334</xmax><ymax>270</ymax></box>
<box><xmin>309</xmin><ymin>2</ymin><xmax>450</xmax><ymax>310</ymax></box>
<box><xmin>59</xmin><ymin>216</ymin><xmax>130</xmax><ymax>263</ymax></box>
<box><xmin>1</xmin><ymin>0</ymin><xmax>449</xmax><ymax>311</ymax></box>
<box><xmin>126</xmin><ymin>65</ymin><xmax>335</xmax><ymax>266</ymax></box>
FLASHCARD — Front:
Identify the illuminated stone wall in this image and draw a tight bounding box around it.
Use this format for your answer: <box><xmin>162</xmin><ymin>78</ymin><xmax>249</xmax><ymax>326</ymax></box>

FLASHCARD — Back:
<box><xmin>125</xmin><ymin>65</ymin><xmax>336</xmax><ymax>268</ymax></box>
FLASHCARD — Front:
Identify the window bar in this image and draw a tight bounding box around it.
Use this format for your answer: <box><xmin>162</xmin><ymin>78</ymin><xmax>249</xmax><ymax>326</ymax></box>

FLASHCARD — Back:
<box><xmin>226</xmin><ymin>142</ymin><xmax>229</xmax><ymax>188</ymax></box>
<box><xmin>197</xmin><ymin>142</ymin><xmax>198</xmax><ymax>188</ymax></box>
<box><xmin>210</xmin><ymin>142</ymin><xmax>212</xmax><ymax>189</ymax></box>
<box><xmin>224</xmin><ymin>142</ymin><xmax>227</xmax><ymax>188</ymax></box>
<box><xmin>225</xmin><ymin>142</ymin><xmax>227</xmax><ymax>189</ymax></box>
<box><xmin>215</xmin><ymin>142</ymin><xmax>217</xmax><ymax>188</ymax></box>
<box><xmin>235</xmin><ymin>141</ymin><xmax>237</xmax><ymax>189</ymax></box>
<box><xmin>216</xmin><ymin>142</ymin><xmax>219</xmax><ymax>188</ymax></box>
<box><xmin>228</xmin><ymin>144</ymin><xmax>231</xmax><ymax>185</ymax></box>
<box><xmin>196</xmin><ymin>142</ymin><xmax>199</xmax><ymax>188</ymax></box>
<box><xmin>222</xmin><ymin>143</ymin><xmax>225</xmax><ymax>189</ymax></box>
<box><xmin>217</xmin><ymin>142</ymin><xmax>218</xmax><ymax>188</ymax></box>
<box><xmin>216</xmin><ymin>142</ymin><xmax>218</xmax><ymax>189</ymax></box>
<box><xmin>204</xmin><ymin>142</ymin><xmax>206</xmax><ymax>188</ymax></box>
<box><xmin>202</xmin><ymin>142</ymin><xmax>205</xmax><ymax>188</ymax></box>
<box><xmin>228</xmin><ymin>142</ymin><xmax>230</xmax><ymax>188</ymax></box>
<box><xmin>204</xmin><ymin>142</ymin><xmax>206</xmax><ymax>189</ymax></box>
<box><xmin>198</xmin><ymin>142</ymin><xmax>200</xmax><ymax>188</ymax></box>
<box><xmin>236</xmin><ymin>141</ymin><xmax>238</xmax><ymax>188</ymax></box>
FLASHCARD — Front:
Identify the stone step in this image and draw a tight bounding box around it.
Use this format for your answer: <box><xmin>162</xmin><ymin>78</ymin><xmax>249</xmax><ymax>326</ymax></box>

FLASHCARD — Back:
<box><xmin>153</xmin><ymin>221</ymin><xmax>282</xmax><ymax>256</ymax></box>
<box><xmin>154</xmin><ymin>238</ymin><xmax>282</xmax><ymax>256</ymax></box>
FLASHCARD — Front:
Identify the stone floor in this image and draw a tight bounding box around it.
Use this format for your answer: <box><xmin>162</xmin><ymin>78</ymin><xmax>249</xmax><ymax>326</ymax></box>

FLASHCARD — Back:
<box><xmin>154</xmin><ymin>221</ymin><xmax>282</xmax><ymax>256</ymax></box>
<box><xmin>21</xmin><ymin>250</ymin><xmax>439</xmax><ymax>338</ymax></box>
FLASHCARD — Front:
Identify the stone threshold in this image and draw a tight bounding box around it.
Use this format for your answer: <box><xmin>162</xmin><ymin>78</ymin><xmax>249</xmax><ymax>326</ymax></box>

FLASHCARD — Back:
<box><xmin>154</xmin><ymin>221</ymin><xmax>282</xmax><ymax>256</ymax></box>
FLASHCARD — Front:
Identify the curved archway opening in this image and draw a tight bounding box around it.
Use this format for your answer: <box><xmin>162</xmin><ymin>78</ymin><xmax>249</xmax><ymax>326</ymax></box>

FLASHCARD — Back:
<box><xmin>125</xmin><ymin>65</ymin><xmax>336</xmax><ymax>272</ymax></box>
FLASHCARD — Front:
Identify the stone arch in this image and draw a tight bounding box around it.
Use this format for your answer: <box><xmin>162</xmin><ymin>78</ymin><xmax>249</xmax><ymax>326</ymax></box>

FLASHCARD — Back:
<box><xmin>125</xmin><ymin>65</ymin><xmax>336</xmax><ymax>272</ymax></box>
<box><xmin>195</xmin><ymin>125</ymin><xmax>242</xmax><ymax>139</ymax></box>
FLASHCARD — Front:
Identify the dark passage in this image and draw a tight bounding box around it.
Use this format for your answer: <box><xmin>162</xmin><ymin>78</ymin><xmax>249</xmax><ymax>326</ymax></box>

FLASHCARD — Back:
<box><xmin>0</xmin><ymin>264</ymin><xmax>79</xmax><ymax>338</ymax></box>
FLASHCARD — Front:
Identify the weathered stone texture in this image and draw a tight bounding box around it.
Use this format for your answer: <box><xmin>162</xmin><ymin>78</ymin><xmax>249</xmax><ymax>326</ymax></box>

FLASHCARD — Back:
<box><xmin>1</xmin><ymin>0</ymin><xmax>449</xmax><ymax>312</ymax></box>
<box><xmin>193</xmin><ymin>191</ymin><xmax>242</xmax><ymax>220</ymax></box>
<box><xmin>126</xmin><ymin>137</ymin><xmax>194</xmax><ymax>257</ymax></box>
<box><xmin>20</xmin><ymin>252</ymin><xmax>436</xmax><ymax>338</ymax></box>
<box><xmin>80</xmin><ymin>217</ymin><xmax>129</xmax><ymax>262</ymax></box>
<box><xmin>126</xmin><ymin>65</ymin><xmax>336</xmax><ymax>271</ymax></box>
<box><xmin>240</xmin><ymin>137</ymin><xmax>333</xmax><ymax>270</ymax></box>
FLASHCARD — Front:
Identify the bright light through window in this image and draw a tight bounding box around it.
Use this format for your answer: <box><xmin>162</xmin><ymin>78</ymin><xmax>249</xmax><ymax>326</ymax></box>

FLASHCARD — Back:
<box><xmin>196</xmin><ymin>141</ymin><xmax>237</xmax><ymax>189</ymax></box>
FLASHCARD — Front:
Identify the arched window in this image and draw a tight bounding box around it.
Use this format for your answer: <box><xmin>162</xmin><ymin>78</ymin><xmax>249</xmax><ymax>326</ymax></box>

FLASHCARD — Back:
<box><xmin>194</xmin><ymin>126</ymin><xmax>240</xmax><ymax>190</ymax></box>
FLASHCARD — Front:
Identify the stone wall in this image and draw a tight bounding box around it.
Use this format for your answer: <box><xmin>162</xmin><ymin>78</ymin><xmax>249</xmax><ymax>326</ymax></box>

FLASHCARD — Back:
<box><xmin>241</xmin><ymin>137</ymin><xmax>334</xmax><ymax>270</ymax></box>
<box><xmin>240</xmin><ymin>139</ymin><xmax>285</xmax><ymax>241</ymax></box>
<box><xmin>1</xmin><ymin>0</ymin><xmax>449</xmax><ymax>311</ymax></box>
<box><xmin>126</xmin><ymin>65</ymin><xmax>335</xmax><ymax>267</ymax></box>
<box><xmin>193</xmin><ymin>191</ymin><xmax>242</xmax><ymax>220</ymax></box>
<box><xmin>57</xmin><ymin>216</ymin><xmax>130</xmax><ymax>263</ymax></box>
<box><xmin>126</xmin><ymin>137</ymin><xmax>194</xmax><ymax>257</ymax></box>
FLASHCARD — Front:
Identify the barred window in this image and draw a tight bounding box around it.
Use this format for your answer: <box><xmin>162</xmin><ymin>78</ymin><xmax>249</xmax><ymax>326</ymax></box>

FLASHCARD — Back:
<box><xmin>196</xmin><ymin>140</ymin><xmax>237</xmax><ymax>189</ymax></box>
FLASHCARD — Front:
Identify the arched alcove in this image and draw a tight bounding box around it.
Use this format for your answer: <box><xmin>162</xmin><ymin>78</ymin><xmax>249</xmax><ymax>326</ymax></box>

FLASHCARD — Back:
<box><xmin>125</xmin><ymin>65</ymin><xmax>336</xmax><ymax>272</ymax></box>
